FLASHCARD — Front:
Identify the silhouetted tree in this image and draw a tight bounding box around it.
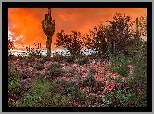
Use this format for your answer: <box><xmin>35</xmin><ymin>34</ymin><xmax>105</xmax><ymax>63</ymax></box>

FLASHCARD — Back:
<box><xmin>106</xmin><ymin>13</ymin><xmax>134</xmax><ymax>55</ymax></box>
<box><xmin>8</xmin><ymin>40</ymin><xmax>14</xmax><ymax>50</ymax></box>
<box><xmin>84</xmin><ymin>23</ymin><xmax>108</xmax><ymax>57</ymax></box>
<box><xmin>55</xmin><ymin>30</ymin><xmax>83</xmax><ymax>56</ymax></box>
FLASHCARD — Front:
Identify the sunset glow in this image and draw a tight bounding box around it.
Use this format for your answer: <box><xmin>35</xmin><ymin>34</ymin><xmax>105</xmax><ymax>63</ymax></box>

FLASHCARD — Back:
<box><xmin>8</xmin><ymin>8</ymin><xmax>147</xmax><ymax>51</ymax></box>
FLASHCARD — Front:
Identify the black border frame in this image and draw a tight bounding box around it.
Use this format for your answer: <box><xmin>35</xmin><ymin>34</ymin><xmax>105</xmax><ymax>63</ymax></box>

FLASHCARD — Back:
<box><xmin>2</xmin><ymin>2</ymin><xmax>152</xmax><ymax>112</ymax></box>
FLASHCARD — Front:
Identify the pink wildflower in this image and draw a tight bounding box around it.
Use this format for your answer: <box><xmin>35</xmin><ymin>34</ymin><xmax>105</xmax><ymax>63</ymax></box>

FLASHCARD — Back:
<box><xmin>107</xmin><ymin>82</ymin><xmax>115</xmax><ymax>91</ymax></box>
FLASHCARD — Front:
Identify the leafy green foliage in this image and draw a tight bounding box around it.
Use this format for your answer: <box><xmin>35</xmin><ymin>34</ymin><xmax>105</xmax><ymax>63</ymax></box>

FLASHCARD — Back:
<box><xmin>51</xmin><ymin>93</ymin><xmax>73</xmax><ymax>107</ymax></box>
<box><xmin>110</xmin><ymin>53</ymin><xmax>129</xmax><ymax>77</ymax></box>
<box><xmin>8</xmin><ymin>65</ymin><xmax>22</xmax><ymax>105</ymax></box>
<box><xmin>49</xmin><ymin>63</ymin><xmax>62</xmax><ymax>77</ymax></box>
<box><xmin>19</xmin><ymin>77</ymin><xmax>52</xmax><ymax>107</ymax></box>
<box><xmin>60</xmin><ymin>80</ymin><xmax>87</xmax><ymax>102</ymax></box>
<box><xmin>82</xmin><ymin>73</ymin><xmax>96</xmax><ymax>87</ymax></box>
<box><xmin>103</xmin><ymin>82</ymin><xmax>147</xmax><ymax>107</ymax></box>
<box><xmin>82</xmin><ymin>72</ymin><xmax>104</xmax><ymax>92</ymax></box>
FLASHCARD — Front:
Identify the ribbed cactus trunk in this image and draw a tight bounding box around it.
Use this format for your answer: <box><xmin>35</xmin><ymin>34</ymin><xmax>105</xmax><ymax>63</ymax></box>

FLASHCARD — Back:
<box><xmin>42</xmin><ymin>8</ymin><xmax>55</xmax><ymax>57</ymax></box>
<box><xmin>136</xmin><ymin>17</ymin><xmax>139</xmax><ymax>38</ymax></box>
<box><xmin>46</xmin><ymin>36</ymin><xmax>51</xmax><ymax>57</ymax></box>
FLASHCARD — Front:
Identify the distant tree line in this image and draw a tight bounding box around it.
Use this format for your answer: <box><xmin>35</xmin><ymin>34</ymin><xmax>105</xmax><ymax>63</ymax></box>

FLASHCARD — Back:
<box><xmin>55</xmin><ymin>13</ymin><xmax>147</xmax><ymax>58</ymax></box>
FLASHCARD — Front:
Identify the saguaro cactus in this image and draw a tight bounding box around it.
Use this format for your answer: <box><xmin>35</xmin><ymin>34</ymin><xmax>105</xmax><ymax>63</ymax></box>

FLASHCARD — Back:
<box><xmin>135</xmin><ymin>17</ymin><xmax>140</xmax><ymax>38</ymax></box>
<box><xmin>41</xmin><ymin>8</ymin><xmax>55</xmax><ymax>57</ymax></box>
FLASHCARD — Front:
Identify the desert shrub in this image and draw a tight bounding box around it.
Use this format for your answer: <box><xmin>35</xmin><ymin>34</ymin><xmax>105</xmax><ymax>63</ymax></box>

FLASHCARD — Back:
<box><xmin>82</xmin><ymin>73</ymin><xmax>96</xmax><ymax>87</ymax></box>
<box><xmin>55</xmin><ymin>30</ymin><xmax>84</xmax><ymax>56</ymax></box>
<box><xmin>51</xmin><ymin>93</ymin><xmax>73</xmax><ymax>107</ymax></box>
<box><xmin>67</xmin><ymin>67</ymin><xmax>75</xmax><ymax>76</ymax></box>
<box><xmin>125</xmin><ymin>40</ymin><xmax>147</xmax><ymax>89</ymax></box>
<box><xmin>78</xmin><ymin>56</ymin><xmax>88</xmax><ymax>65</ymax></box>
<box><xmin>57</xmin><ymin>79</ymin><xmax>76</xmax><ymax>89</ymax></box>
<box><xmin>103</xmin><ymin>80</ymin><xmax>147</xmax><ymax>107</ymax></box>
<box><xmin>8</xmin><ymin>54</ymin><xmax>18</xmax><ymax>61</ymax></box>
<box><xmin>21</xmin><ymin>70</ymin><xmax>33</xmax><ymax>79</ymax></box>
<box><xmin>24</xmin><ymin>56</ymin><xmax>35</xmax><ymax>65</ymax></box>
<box><xmin>89</xmin><ymin>67</ymin><xmax>97</xmax><ymax>75</ymax></box>
<box><xmin>135</xmin><ymin>91</ymin><xmax>147</xmax><ymax>107</ymax></box>
<box><xmin>52</xmin><ymin>52</ymin><xmax>64</xmax><ymax>62</ymax></box>
<box><xmin>39</xmin><ymin>56</ymin><xmax>51</xmax><ymax>64</ymax></box>
<box><xmin>35</xmin><ymin>63</ymin><xmax>44</xmax><ymax>70</ymax></box>
<box><xmin>56</xmin><ymin>79</ymin><xmax>87</xmax><ymax>104</ymax></box>
<box><xmin>49</xmin><ymin>63</ymin><xmax>62</xmax><ymax>77</ymax></box>
<box><xmin>25</xmin><ymin>43</ymin><xmax>43</xmax><ymax>59</ymax></box>
<box><xmin>75</xmin><ymin>88</ymin><xmax>87</xmax><ymax>102</ymax></box>
<box><xmin>63</xmin><ymin>86</ymin><xmax>76</xmax><ymax>96</ymax></box>
<box><xmin>86</xmin><ymin>95</ymin><xmax>104</xmax><ymax>107</ymax></box>
<box><xmin>62</xmin><ymin>81</ymin><xmax>87</xmax><ymax>103</ymax></box>
<box><xmin>109</xmin><ymin>53</ymin><xmax>129</xmax><ymax>77</ymax></box>
<box><xmin>43</xmin><ymin>56</ymin><xmax>51</xmax><ymax>61</ymax></box>
<box><xmin>82</xmin><ymin>73</ymin><xmax>104</xmax><ymax>91</ymax></box>
<box><xmin>8</xmin><ymin>65</ymin><xmax>22</xmax><ymax>103</ymax></box>
<box><xmin>65</xmin><ymin>55</ymin><xmax>75</xmax><ymax>63</ymax></box>
<box><xmin>18</xmin><ymin>77</ymin><xmax>52</xmax><ymax>107</ymax></box>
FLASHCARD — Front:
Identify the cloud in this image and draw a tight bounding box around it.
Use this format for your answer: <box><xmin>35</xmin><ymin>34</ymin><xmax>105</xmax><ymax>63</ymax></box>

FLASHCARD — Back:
<box><xmin>58</xmin><ymin>13</ymin><xmax>75</xmax><ymax>21</ymax></box>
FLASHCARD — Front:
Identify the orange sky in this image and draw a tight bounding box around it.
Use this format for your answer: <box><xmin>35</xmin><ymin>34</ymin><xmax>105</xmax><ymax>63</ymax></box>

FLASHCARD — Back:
<box><xmin>8</xmin><ymin>8</ymin><xmax>147</xmax><ymax>50</ymax></box>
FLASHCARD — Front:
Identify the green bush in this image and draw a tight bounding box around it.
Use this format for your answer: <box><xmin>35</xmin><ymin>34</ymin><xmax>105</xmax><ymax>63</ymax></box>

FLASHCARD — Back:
<box><xmin>63</xmin><ymin>86</ymin><xmax>76</xmax><ymax>96</ymax></box>
<box><xmin>82</xmin><ymin>73</ymin><xmax>104</xmax><ymax>92</ymax></box>
<box><xmin>52</xmin><ymin>52</ymin><xmax>64</xmax><ymax>62</ymax></box>
<box><xmin>109</xmin><ymin>53</ymin><xmax>129</xmax><ymax>77</ymax></box>
<box><xmin>19</xmin><ymin>77</ymin><xmax>75</xmax><ymax>107</ymax></box>
<box><xmin>57</xmin><ymin>79</ymin><xmax>76</xmax><ymax>90</ymax></box>
<box><xmin>51</xmin><ymin>93</ymin><xmax>73</xmax><ymax>107</ymax></box>
<box><xmin>8</xmin><ymin>65</ymin><xmax>22</xmax><ymax>106</ymax></box>
<box><xmin>35</xmin><ymin>63</ymin><xmax>44</xmax><ymax>70</ymax></box>
<box><xmin>24</xmin><ymin>56</ymin><xmax>35</xmax><ymax>65</ymax></box>
<box><xmin>18</xmin><ymin>77</ymin><xmax>52</xmax><ymax>107</ymax></box>
<box><xmin>49</xmin><ymin>63</ymin><xmax>62</xmax><ymax>77</ymax></box>
<box><xmin>75</xmin><ymin>88</ymin><xmax>87</xmax><ymax>102</ymax></box>
<box><xmin>57</xmin><ymin>79</ymin><xmax>87</xmax><ymax>103</ymax></box>
<box><xmin>67</xmin><ymin>67</ymin><xmax>75</xmax><ymax>75</ymax></box>
<box><xmin>65</xmin><ymin>55</ymin><xmax>75</xmax><ymax>63</ymax></box>
<box><xmin>82</xmin><ymin>73</ymin><xmax>96</xmax><ymax>87</ymax></box>
<box><xmin>103</xmin><ymin>81</ymin><xmax>147</xmax><ymax>107</ymax></box>
<box><xmin>78</xmin><ymin>56</ymin><xmax>88</xmax><ymax>65</ymax></box>
<box><xmin>40</xmin><ymin>56</ymin><xmax>51</xmax><ymax>64</ymax></box>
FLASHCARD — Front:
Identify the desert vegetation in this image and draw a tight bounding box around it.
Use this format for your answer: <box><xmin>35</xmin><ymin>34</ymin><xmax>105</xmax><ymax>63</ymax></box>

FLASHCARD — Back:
<box><xmin>8</xmin><ymin>13</ymin><xmax>147</xmax><ymax>107</ymax></box>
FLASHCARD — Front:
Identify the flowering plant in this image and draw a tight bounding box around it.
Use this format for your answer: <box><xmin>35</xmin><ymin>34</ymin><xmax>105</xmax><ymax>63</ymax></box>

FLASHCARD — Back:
<box><xmin>107</xmin><ymin>82</ymin><xmax>115</xmax><ymax>91</ymax></box>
